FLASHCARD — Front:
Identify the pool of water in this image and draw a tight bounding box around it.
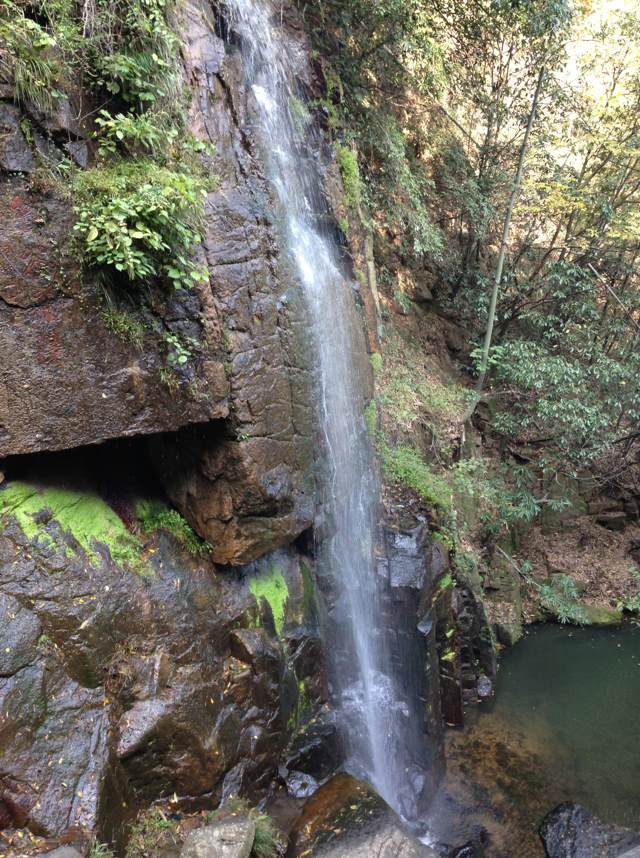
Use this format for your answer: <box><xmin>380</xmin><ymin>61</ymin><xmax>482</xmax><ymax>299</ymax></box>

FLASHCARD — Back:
<box><xmin>429</xmin><ymin>623</ymin><xmax>640</xmax><ymax>856</ymax></box>
<box><xmin>487</xmin><ymin>622</ymin><xmax>640</xmax><ymax>828</ymax></box>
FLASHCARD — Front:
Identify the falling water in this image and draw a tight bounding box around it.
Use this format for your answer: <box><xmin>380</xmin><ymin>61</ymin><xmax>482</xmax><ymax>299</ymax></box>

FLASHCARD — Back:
<box><xmin>224</xmin><ymin>0</ymin><xmax>424</xmax><ymax>814</ymax></box>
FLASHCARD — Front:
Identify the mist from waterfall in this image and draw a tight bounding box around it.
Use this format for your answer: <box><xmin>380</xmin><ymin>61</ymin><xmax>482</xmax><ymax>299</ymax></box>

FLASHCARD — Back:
<box><xmin>223</xmin><ymin>0</ymin><xmax>425</xmax><ymax>816</ymax></box>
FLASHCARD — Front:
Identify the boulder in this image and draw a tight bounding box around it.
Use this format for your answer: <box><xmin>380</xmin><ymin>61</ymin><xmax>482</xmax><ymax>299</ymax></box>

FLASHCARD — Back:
<box><xmin>0</xmin><ymin>486</ymin><xmax>325</xmax><ymax>842</ymax></box>
<box><xmin>540</xmin><ymin>803</ymin><xmax>640</xmax><ymax>858</ymax></box>
<box><xmin>580</xmin><ymin>605</ymin><xmax>623</xmax><ymax>626</ymax></box>
<box><xmin>180</xmin><ymin>819</ymin><xmax>256</xmax><ymax>858</ymax></box>
<box><xmin>286</xmin><ymin>774</ymin><xmax>438</xmax><ymax>858</ymax></box>
<box><xmin>0</xmin><ymin>175</ymin><xmax>230</xmax><ymax>459</ymax></box>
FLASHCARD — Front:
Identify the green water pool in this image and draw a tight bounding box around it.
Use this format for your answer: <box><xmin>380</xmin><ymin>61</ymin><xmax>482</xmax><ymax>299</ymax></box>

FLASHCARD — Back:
<box><xmin>482</xmin><ymin>622</ymin><xmax>640</xmax><ymax>828</ymax></box>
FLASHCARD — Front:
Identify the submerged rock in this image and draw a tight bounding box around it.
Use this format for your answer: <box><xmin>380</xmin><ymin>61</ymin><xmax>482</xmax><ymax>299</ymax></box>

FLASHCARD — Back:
<box><xmin>540</xmin><ymin>803</ymin><xmax>640</xmax><ymax>858</ymax></box>
<box><xmin>286</xmin><ymin>773</ymin><xmax>438</xmax><ymax>858</ymax></box>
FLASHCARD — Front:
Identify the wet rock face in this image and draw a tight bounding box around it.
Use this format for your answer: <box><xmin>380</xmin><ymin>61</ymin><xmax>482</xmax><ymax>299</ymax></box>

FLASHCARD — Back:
<box><xmin>153</xmin><ymin>0</ymin><xmax>316</xmax><ymax>564</ymax></box>
<box><xmin>0</xmin><ymin>174</ymin><xmax>229</xmax><ymax>458</ymax></box>
<box><xmin>0</xmin><ymin>0</ymin><xmax>316</xmax><ymax>565</ymax></box>
<box><xmin>286</xmin><ymin>774</ymin><xmax>438</xmax><ymax>858</ymax></box>
<box><xmin>0</xmin><ymin>501</ymin><xmax>325</xmax><ymax>844</ymax></box>
<box><xmin>540</xmin><ymin>803</ymin><xmax>640</xmax><ymax>858</ymax></box>
<box><xmin>376</xmin><ymin>526</ymin><xmax>447</xmax><ymax>808</ymax></box>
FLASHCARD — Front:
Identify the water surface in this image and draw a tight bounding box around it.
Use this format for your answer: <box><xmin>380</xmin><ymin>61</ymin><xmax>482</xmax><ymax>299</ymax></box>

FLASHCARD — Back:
<box><xmin>488</xmin><ymin>622</ymin><xmax>640</xmax><ymax>827</ymax></box>
<box><xmin>430</xmin><ymin>623</ymin><xmax>640</xmax><ymax>856</ymax></box>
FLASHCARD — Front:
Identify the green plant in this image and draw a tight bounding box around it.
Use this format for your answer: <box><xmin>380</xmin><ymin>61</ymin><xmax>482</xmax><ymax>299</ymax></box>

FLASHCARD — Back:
<box><xmin>164</xmin><ymin>332</ymin><xmax>196</xmax><ymax>367</ymax></box>
<box><xmin>364</xmin><ymin>400</ymin><xmax>378</xmax><ymax>435</ymax></box>
<box><xmin>336</xmin><ymin>142</ymin><xmax>363</xmax><ymax>209</ymax></box>
<box><xmin>379</xmin><ymin>441</ymin><xmax>451</xmax><ymax>511</ymax></box>
<box><xmin>95</xmin><ymin>109</ymin><xmax>173</xmax><ymax>156</ymax></box>
<box><xmin>159</xmin><ymin>365</ymin><xmax>179</xmax><ymax>390</ymax></box>
<box><xmin>136</xmin><ymin>500</ymin><xmax>210</xmax><ymax>556</ymax></box>
<box><xmin>97</xmin><ymin>49</ymin><xmax>176</xmax><ymax>106</ymax></box>
<box><xmin>0</xmin><ymin>1</ymin><xmax>62</xmax><ymax>112</ymax></box>
<box><xmin>87</xmin><ymin>841</ymin><xmax>115</xmax><ymax>858</ymax></box>
<box><xmin>251</xmin><ymin>813</ymin><xmax>279</xmax><ymax>858</ymax></box>
<box><xmin>537</xmin><ymin>575</ymin><xmax>590</xmax><ymax>625</ymax></box>
<box><xmin>617</xmin><ymin>565</ymin><xmax>640</xmax><ymax>614</ymax></box>
<box><xmin>126</xmin><ymin>808</ymin><xmax>177</xmax><ymax>858</ymax></box>
<box><xmin>101</xmin><ymin>297</ymin><xmax>146</xmax><ymax>348</ymax></box>
<box><xmin>73</xmin><ymin>159</ymin><xmax>207</xmax><ymax>288</ymax></box>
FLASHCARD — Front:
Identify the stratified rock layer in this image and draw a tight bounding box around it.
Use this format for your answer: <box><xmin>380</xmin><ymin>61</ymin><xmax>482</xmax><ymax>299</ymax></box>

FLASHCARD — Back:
<box><xmin>0</xmin><ymin>0</ymin><xmax>316</xmax><ymax>565</ymax></box>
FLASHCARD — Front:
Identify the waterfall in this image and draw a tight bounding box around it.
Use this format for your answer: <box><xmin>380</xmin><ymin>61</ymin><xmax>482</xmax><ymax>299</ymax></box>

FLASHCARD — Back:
<box><xmin>223</xmin><ymin>0</ymin><xmax>424</xmax><ymax>816</ymax></box>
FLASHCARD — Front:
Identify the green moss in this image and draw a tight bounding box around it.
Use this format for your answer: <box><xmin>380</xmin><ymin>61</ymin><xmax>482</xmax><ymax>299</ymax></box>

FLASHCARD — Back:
<box><xmin>336</xmin><ymin>142</ymin><xmax>362</xmax><ymax>209</ymax></box>
<box><xmin>101</xmin><ymin>300</ymin><xmax>146</xmax><ymax>349</ymax></box>
<box><xmin>581</xmin><ymin>604</ymin><xmax>623</xmax><ymax>626</ymax></box>
<box><xmin>249</xmin><ymin>564</ymin><xmax>289</xmax><ymax>636</ymax></box>
<box><xmin>379</xmin><ymin>442</ymin><xmax>452</xmax><ymax>511</ymax></box>
<box><xmin>289</xmin><ymin>94</ymin><xmax>312</xmax><ymax>135</ymax></box>
<box><xmin>310</xmin><ymin>96</ymin><xmax>340</xmax><ymax>130</ymax></box>
<box><xmin>288</xmin><ymin>676</ymin><xmax>313</xmax><ymax>731</ymax></box>
<box><xmin>370</xmin><ymin>352</ymin><xmax>382</xmax><ymax>376</ymax></box>
<box><xmin>364</xmin><ymin>400</ymin><xmax>378</xmax><ymax>435</ymax></box>
<box><xmin>136</xmin><ymin>499</ymin><xmax>210</xmax><ymax>556</ymax></box>
<box><xmin>378</xmin><ymin>333</ymin><xmax>471</xmax><ymax>436</ymax></box>
<box><xmin>300</xmin><ymin>560</ymin><xmax>318</xmax><ymax>622</ymax></box>
<box><xmin>0</xmin><ymin>481</ymin><xmax>146</xmax><ymax>573</ymax></box>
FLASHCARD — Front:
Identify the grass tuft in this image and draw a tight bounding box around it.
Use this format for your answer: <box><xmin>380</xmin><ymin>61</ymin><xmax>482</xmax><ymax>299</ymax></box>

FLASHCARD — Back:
<box><xmin>136</xmin><ymin>499</ymin><xmax>210</xmax><ymax>557</ymax></box>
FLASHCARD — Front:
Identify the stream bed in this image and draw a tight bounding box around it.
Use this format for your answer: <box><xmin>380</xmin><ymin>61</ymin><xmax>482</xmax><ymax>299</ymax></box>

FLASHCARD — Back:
<box><xmin>429</xmin><ymin>623</ymin><xmax>640</xmax><ymax>856</ymax></box>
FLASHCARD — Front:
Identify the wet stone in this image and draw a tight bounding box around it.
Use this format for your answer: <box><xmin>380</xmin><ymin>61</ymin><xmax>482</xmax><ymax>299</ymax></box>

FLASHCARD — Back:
<box><xmin>286</xmin><ymin>774</ymin><xmax>438</xmax><ymax>858</ymax></box>
<box><xmin>180</xmin><ymin>819</ymin><xmax>256</xmax><ymax>858</ymax></box>
<box><xmin>540</xmin><ymin>803</ymin><xmax>640</xmax><ymax>858</ymax></box>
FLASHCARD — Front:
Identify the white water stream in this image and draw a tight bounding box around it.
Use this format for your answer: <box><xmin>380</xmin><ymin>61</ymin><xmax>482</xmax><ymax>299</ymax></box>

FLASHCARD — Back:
<box><xmin>224</xmin><ymin>0</ymin><xmax>420</xmax><ymax>814</ymax></box>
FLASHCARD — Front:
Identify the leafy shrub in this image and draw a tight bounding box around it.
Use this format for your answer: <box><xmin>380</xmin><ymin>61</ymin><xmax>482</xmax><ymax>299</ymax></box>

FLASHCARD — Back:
<box><xmin>73</xmin><ymin>160</ymin><xmax>208</xmax><ymax>288</ymax></box>
<box><xmin>537</xmin><ymin>575</ymin><xmax>589</xmax><ymax>625</ymax></box>
<box><xmin>97</xmin><ymin>50</ymin><xmax>176</xmax><ymax>106</ymax></box>
<box><xmin>95</xmin><ymin>109</ymin><xmax>174</xmax><ymax>156</ymax></box>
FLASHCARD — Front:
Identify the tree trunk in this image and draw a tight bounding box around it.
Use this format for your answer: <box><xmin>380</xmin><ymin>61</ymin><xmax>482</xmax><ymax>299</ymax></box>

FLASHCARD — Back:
<box><xmin>466</xmin><ymin>64</ymin><xmax>546</xmax><ymax>419</ymax></box>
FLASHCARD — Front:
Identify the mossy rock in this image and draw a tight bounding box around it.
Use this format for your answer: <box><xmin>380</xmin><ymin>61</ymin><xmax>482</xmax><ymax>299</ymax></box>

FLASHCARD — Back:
<box><xmin>580</xmin><ymin>604</ymin><xmax>624</xmax><ymax>626</ymax></box>
<box><xmin>0</xmin><ymin>480</ymin><xmax>147</xmax><ymax>574</ymax></box>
